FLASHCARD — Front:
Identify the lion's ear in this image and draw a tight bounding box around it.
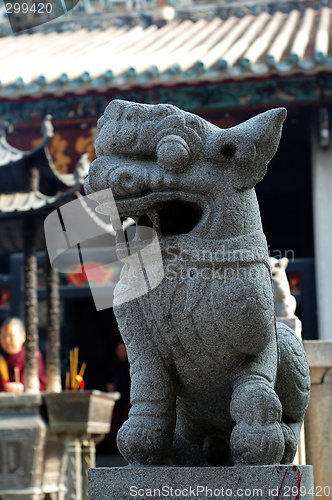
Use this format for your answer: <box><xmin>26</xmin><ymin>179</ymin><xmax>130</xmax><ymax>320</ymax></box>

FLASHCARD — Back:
<box><xmin>211</xmin><ymin>108</ymin><xmax>287</xmax><ymax>191</ymax></box>
<box><xmin>279</xmin><ymin>257</ymin><xmax>289</xmax><ymax>270</ymax></box>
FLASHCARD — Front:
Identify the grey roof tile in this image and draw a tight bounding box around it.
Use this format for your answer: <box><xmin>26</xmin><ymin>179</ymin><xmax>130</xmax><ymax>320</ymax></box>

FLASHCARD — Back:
<box><xmin>0</xmin><ymin>8</ymin><xmax>330</xmax><ymax>96</ymax></box>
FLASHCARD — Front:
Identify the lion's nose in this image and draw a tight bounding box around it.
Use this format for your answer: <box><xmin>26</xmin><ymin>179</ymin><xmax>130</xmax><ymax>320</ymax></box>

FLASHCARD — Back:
<box><xmin>108</xmin><ymin>167</ymin><xmax>148</xmax><ymax>197</ymax></box>
<box><xmin>156</xmin><ymin>135</ymin><xmax>190</xmax><ymax>173</ymax></box>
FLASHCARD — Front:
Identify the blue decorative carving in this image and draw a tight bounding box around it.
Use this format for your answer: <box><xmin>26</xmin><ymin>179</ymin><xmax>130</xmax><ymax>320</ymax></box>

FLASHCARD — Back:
<box><xmin>0</xmin><ymin>74</ymin><xmax>330</xmax><ymax>125</ymax></box>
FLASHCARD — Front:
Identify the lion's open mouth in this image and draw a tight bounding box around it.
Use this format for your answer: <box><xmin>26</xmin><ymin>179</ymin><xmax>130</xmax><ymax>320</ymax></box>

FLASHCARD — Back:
<box><xmin>119</xmin><ymin>200</ymin><xmax>202</xmax><ymax>251</ymax></box>
<box><xmin>94</xmin><ymin>191</ymin><xmax>209</xmax><ymax>250</ymax></box>
<box><xmin>135</xmin><ymin>200</ymin><xmax>203</xmax><ymax>236</ymax></box>
<box><xmin>101</xmin><ymin>191</ymin><xmax>206</xmax><ymax>237</ymax></box>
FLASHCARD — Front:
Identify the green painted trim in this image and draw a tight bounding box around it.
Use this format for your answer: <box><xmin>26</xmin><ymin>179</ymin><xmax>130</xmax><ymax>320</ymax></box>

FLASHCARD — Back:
<box><xmin>0</xmin><ymin>74</ymin><xmax>331</xmax><ymax>125</ymax></box>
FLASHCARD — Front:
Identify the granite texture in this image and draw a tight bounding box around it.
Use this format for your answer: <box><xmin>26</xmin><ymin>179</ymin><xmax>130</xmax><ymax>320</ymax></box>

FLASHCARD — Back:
<box><xmin>85</xmin><ymin>100</ymin><xmax>310</xmax><ymax>467</ymax></box>
<box><xmin>89</xmin><ymin>465</ymin><xmax>314</xmax><ymax>500</ymax></box>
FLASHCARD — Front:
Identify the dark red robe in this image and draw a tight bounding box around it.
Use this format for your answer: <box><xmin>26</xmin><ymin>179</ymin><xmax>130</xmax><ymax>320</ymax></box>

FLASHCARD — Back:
<box><xmin>0</xmin><ymin>346</ymin><xmax>47</xmax><ymax>392</ymax></box>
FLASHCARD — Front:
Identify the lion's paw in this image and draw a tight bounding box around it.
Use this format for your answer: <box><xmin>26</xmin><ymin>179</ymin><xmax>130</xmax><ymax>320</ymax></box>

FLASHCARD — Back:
<box><xmin>231</xmin><ymin>422</ymin><xmax>285</xmax><ymax>464</ymax></box>
<box><xmin>117</xmin><ymin>418</ymin><xmax>173</xmax><ymax>465</ymax></box>
<box><xmin>230</xmin><ymin>381</ymin><xmax>284</xmax><ymax>464</ymax></box>
<box><xmin>231</xmin><ymin>381</ymin><xmax>282</xmax><ymax>425</ymax></box>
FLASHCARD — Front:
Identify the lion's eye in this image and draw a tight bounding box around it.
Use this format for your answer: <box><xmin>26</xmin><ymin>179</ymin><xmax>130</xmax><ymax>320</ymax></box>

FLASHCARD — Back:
<box><xmin>220</xmin><ymin>144</ymin><xmax>236</xmax><ymax>158</ymax></box>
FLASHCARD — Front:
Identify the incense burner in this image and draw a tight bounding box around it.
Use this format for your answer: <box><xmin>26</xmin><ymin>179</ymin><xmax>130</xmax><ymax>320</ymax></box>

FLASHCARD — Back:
<box><xmin>85</xmin><ymin>100</ymin><xmax>310</xmax><ymax>466</ymax></box>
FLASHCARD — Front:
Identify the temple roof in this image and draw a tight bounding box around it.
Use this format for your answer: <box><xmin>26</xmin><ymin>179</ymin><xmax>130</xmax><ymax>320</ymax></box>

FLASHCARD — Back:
<box><xmin>0</xmin><ymin>7</ymin><xmax>331</xmax><ymax>97</ymax></box>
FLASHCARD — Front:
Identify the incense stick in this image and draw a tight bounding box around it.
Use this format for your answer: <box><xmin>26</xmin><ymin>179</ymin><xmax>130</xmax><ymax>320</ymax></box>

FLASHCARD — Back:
<box><xmin>67</xmin><ymin>348</ymin><xmax>86</xmax><ymax>391</ymax></box>
<box><xmin>70</xmin><ymin>350</ymin><xmax>74</xmax><ymax>389</ymax></box>
<box><xmin>74</xmin><ymin>362</ymin><xmax>87</xmax><ymax>390</ymax></box>
<box><xmin>73</xmin><ymin>347</ymin><xmax>78</xmax><ymax>391</ymax></box>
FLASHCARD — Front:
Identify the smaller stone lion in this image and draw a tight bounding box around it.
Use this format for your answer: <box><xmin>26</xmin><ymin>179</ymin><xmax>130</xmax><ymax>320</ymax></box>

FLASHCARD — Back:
<box><xmin>270</xmin><ymin>257</ymin><xmax>297</xmax><ymax>318</ymax></box>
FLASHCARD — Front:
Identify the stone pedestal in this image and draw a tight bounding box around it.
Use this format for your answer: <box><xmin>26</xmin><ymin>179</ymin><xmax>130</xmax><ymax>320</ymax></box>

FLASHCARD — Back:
<box><xmin>304</xmin><ymin>340</ymin><xmax>332</xmax><ymax>499</ymax></box>
<box><xmin>0</xmin><ymin>394</ymin><xmax>47</xmax><ymax>500</ymax></box>
<box><xmin>41</xmin><ymin>433</ymin><xmax>67</xmax><ymax>500</ymax></box>
<box><xmin>44</xmin><ymin>390</ymin><xmax>119</xmax><ymax>500</ymax></box>
<box><xmin>89</xmin><ymin>465</ymin><xmax>314</xmax><ymax>500</ymax></box>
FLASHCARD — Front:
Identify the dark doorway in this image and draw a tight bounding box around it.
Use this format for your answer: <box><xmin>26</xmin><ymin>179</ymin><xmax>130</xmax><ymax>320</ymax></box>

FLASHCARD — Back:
<box><xmin>256</xmin><ymin>106</ymin><xmax>314</xmax><ymax>259</ymax></box>
<box><xmin>255</xmin><ymin>106</ymin><xmax>317</xmax><ymax>339</ymax></box>
<box><xmin>61</xmin><ymin>298</ymin><xmax>122</xmax><ymax>390</ymax></box>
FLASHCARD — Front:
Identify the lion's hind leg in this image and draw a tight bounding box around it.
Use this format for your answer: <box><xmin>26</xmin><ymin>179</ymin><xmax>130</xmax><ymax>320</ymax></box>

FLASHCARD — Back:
<box><xmin>275</xmin><ymin>321</ymin><xmax>310</xmax><ymax>463</ymax></box>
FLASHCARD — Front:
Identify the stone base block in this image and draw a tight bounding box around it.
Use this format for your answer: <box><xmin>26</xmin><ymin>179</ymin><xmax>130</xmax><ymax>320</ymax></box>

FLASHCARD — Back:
<box><xmin>89</xmin><ymin>465</ymin><xmax>314</xmax><ymax>500</ymax></box>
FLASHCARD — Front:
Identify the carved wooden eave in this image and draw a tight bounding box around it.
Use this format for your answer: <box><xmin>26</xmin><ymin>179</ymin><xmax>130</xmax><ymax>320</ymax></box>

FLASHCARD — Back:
<box><xmin>0</xmin><ymin>117</ymin><xmax>90</xmax><ymax>254</ymax></box>
<box><xmin>0</xmin><ymin>115</ymin><xmax>88</xmax><ymax>196</ymax></box>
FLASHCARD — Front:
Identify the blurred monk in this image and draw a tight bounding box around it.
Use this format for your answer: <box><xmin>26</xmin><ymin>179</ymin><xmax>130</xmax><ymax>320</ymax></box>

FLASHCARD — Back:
<box><xmin>0</xmin><ymin>317</ymin><xmax>47</xmax><ymax>393</ymax></box>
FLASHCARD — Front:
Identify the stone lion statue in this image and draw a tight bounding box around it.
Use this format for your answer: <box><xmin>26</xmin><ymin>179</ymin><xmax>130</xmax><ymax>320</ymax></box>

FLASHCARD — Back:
<box><xmin>85</xmin><ymin>100</ymin><xmax>310</xmax><ymax>467</ymax></box>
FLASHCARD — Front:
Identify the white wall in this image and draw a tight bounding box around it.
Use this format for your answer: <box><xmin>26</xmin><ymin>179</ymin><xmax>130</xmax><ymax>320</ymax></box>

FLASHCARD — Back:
<box><xmin>311</xmin><ymin>114</ymin><xmax>332</xmax><ymax>339</ymax></box>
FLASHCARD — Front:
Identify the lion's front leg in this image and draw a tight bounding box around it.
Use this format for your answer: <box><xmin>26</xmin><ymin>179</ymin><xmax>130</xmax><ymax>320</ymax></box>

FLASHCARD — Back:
<box><xmin>229</xmin><ymin>340</ymin><xmax>285</xmax><ymax>465</ymax></box>
<box><xmin>117</xmin><ymin>357</ymin><xmax>177</xmax><ymax>465</ymax></box>
<box><xmin>230</xmin><ymin>376</ymin><xmax>285</xmax><ymax>464</ymax></box>
<box><xmin>114</xmin><ymin>300</ymin><xmax>177</xmax><ymax>465</ymax></box>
